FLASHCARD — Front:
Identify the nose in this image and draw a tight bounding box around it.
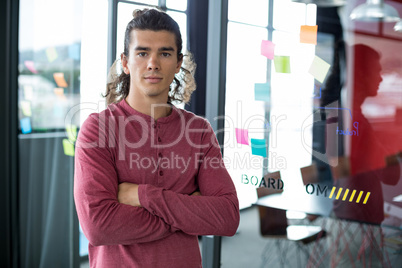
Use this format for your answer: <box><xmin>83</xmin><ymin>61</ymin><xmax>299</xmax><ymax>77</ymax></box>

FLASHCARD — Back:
<box><xmin>147</xmin><ymin>55</ymin><xmax>160</xmax><ymax>71</ymax></box>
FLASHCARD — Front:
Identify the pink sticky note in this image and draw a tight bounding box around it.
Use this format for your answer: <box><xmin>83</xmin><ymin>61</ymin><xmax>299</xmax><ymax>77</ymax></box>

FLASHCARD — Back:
<box><xmin>235</xmin><ymin>128</ymin><xmax>249</xmax><ymax>145</ymax></box>
<box><xmin>24</xmin><ymin>61</ymin><xmax>38</xmax><ymax>74</ymax></box>
<box><xmin>261</xmin><ymin>40</ymin><xmax>275</xmax><ymax>60</ymax></box>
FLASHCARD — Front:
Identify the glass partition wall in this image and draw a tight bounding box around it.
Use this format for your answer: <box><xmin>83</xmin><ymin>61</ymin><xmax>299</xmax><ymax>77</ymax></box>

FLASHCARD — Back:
<box><xmin>220</xmin><ymin>0</ymin><xmax>402</xmax><ymax>267</ymax></box>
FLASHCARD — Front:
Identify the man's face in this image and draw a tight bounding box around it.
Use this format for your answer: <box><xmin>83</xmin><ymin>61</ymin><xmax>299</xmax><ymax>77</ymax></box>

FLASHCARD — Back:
<box><xmin>356</xmin><ymin>58</ymin><xmax>383</xmax><ymax>97</ymax></box>
<box><xmin>121</xmin><ymin>30</ymin><xmax>182</xmax><ymax>100</ymax></box>
<box><xmin>368</xmin><ymin>59</ymin><xmax>383</xmax><ymax>96</ymax></box>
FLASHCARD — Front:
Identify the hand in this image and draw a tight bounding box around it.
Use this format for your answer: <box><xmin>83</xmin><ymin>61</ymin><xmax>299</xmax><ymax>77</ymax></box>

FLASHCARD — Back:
<box><xmin>118</xmin><ymin>182</ymin><xmax>141</xmax><ymax>207</ymax></box>
<box><xmin>191</xmin><ymin>191</ymin><xmax>201</xmax><ymax>196</ymax></box>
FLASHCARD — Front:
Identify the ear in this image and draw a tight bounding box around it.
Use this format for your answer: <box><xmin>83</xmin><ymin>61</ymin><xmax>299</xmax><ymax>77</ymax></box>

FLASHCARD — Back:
<box><xmin>175</xmin><ymin>53</ymin><xmax>183</xmax><ymax>74</ymax></box>
<box><xmin>121</xmin><ymin>53</ymin><xmax>130</xmax><ymax>74</ymax></box>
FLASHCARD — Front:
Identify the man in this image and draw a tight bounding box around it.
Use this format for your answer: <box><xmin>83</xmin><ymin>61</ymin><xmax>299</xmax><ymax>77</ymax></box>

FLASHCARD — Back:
<box><xmin>326</xmin><ymin>44</ymin><xmax>400</xmax><ymax>267</ymax></box>
<box><xmin>74</xmin><ymin>8</ymin><xmax>240</xmax><ymax>268</ymax></box>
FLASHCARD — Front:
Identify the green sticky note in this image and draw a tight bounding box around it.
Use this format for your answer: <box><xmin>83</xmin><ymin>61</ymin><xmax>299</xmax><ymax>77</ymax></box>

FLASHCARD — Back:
<box><xmin>274</xmin><ymin>56</ymin><xmax>291</xmax><ymax>73</ymax></box>
<box><xmin>46</xmin><ymin>47</ymin><xmax>58</xmax><ymax>63</ymax></box>
<box><xmin>63</xmin><ymin>139</ymin><xmax>75</xmax><ymax>156</ymax></box>
<box><xmin>308</xmin><ymin>56</ymin><xmax>331</xmax><ymax>83</ymax></box>
<box><xmin>254</xmin><ymin>83</ymin><xmax>270</xmax><ymax>102</ymax></box>
<box><xmin>66</xmin><ymin>124</ymin><xmax>78</xmax><ymax>142</ymax></box>
<box><xmin>250</xmin><ymin>138</ymin><xmax>267</xmax><ymax>158</ymax></box>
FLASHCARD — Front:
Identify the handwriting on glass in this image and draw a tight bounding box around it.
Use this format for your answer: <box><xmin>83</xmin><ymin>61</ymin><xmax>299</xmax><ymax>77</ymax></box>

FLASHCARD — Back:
<box><xmin>336</xmin><ymin>121</ymin><xmax>359</xmax><ymax>136</ymax></box>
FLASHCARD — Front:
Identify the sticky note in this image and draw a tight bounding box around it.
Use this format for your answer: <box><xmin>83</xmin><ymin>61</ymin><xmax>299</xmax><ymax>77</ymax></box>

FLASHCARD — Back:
<box><xmin>308</xmin><ymin>56</ymin><xmax>331</xmax><ymax>83</ymax></box>
<box><xmin>68</xmin><ymin>43</ymin><xmax>80</xmax><ymax>60</ymax></box>
<box><xmin>54</xmin><ymin>88</ymin><xmax>64</xmax><ymax>96</ymax></box>
<box><xmin>261</xmin><ymin>40</ymin><xmax>275</xmax><ymax>60</ymax></box>
<box><xmin>24</xmin><ymin>61</ymin><xmax>38</xmax><ymax>74</ymax></box>
<box><xmin>53</xmin><ymin>73</ymin><xmax>68</xmax><ymax>88</ymax></box>
<box><xmin>235</xmin><ymin>128</ymin><xmax>249</xmax><ymax>145</ymax></box>
<box><xmin>66</xmin><ymin>124</ymin><xmax>78</xmax><ymax>142</ymax></box>
<box><xmin>254</xmin><ymin>83</ymin><xmax>270</xmax><ymax>102</ymax></box>
<box><xmin>20</xmin><ymin>118</ymin><xmax>32</xmax><ymax>134</ymax></box>
<box><xmin>53</xmin><ymin>105</ymin><xmax>64</xmax><ymax>117</ymax></box>
<box><xmin>63</xmin><ymin>139</ymin><xmax>75</xmax><ymax>156</ymax></box>
<box><xmin>20</xmin><ymin>101</ymin><xmax>32</xmax><ymax>116</ymax></box>
<box><xmin>250</xmin><ymin>138</ymin><xmax>267</xmax><ymax>158</ymax></box>
<box><xmin>24</xmin><ymin>85</ymin><xmax>34</xmax><ymax>101</ymax></box>
<box><xmin>274</xmin><ymin>56</ymin><xmax>291</xmax><ymax>73</ymax></box>
<box><xmin>300</xmin><ymin>25</ymin><xmax>318</xmax><ymax>45</ymax></box>
<box><xmin>46</xmin><ymin>47</ymin><xmax>58</xmax><ymax>62</ymax></box>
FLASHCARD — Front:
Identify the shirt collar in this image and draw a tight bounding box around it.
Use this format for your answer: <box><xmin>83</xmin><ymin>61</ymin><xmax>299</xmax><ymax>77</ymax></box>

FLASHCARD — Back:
<box><xmin>119</xmin><ymin>99</ymin><xmax>180</xmax><ymax>125</ymax></box>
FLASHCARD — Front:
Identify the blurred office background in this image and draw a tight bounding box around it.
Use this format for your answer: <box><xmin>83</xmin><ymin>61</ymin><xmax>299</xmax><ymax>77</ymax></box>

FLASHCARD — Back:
<box><xmin>1</xmin><ymin>0</ymin><xmax>402</xmax><ymax>267</ymax></box>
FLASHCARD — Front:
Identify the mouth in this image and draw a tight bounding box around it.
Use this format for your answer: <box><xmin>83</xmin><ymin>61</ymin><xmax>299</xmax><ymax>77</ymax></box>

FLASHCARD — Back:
<box><xmin>144</xmin><ymin>76</ymin><xmax>163</xmax><ymax>84</ymax></box>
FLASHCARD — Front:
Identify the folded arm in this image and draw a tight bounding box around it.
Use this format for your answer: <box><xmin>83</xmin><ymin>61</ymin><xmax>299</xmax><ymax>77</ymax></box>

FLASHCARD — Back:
<box><xmin>118</xmin><ymin>123</ymin><xmax>240</xmax><ymax>236</ymax></box>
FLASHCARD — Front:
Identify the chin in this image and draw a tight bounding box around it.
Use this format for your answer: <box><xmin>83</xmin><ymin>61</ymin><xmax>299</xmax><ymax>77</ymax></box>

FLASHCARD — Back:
<box><xmin>144</xmin><ymin>89</ymin><xmax>166</xmax><ymax>98</ymax></box>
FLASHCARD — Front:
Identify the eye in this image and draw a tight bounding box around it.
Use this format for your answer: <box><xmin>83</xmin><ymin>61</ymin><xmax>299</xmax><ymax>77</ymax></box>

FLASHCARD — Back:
<box><xmin>138</xmin><ymin>52</ymin><xmax>147</xmax><ymax>57</ymax></box>
<box><xmin>161</xmin><ymin>52</ymin><xmax>171</xmax><ymax>57</ymax></box>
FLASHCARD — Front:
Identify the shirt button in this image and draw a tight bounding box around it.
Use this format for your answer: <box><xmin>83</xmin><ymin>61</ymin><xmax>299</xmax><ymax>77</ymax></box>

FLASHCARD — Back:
<box><xmin>159</xmin><ymin>170</ymin><xmax>164</xmax><ymax>176</ymax></box>
<box><xmin>158</xmin><ymin>137</ymin><xmax>162</xmax><ymax>142</ymax></box>
<box><xmin>158</xmin><ymin>152</ymin><xmax>163</xmax><ymax>158</ymax></box>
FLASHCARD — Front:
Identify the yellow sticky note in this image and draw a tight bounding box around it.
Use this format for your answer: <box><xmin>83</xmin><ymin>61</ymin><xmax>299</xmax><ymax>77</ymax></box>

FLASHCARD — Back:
<box><xmin>66</xmin><ymin>124</ymin><xmax>78</xmax><ymax>142</ymax></box>
<box><xmin>53</xmin><ymin>73</ymin><xmax>68</xmax><ymax>88</ymax></box>
<box><xmin>308</xmin><ymin>56</ymin><xmax>331</xmax><ymax>83</ymax></box>
<box><xmin>63</xmin><ymin>139</ymin><xmax>75</xmax><ymax>156</ymax></box>
<box><xmin>46</xmin><ymin>47</ymin><xmax>58</xmax><ymax>62</ymax></box>
<box><xmin>20</xmin><ymin>101</ymin><xmax>32</xmax><ymax>116</ymax></box>
<box><xmin>300</xmin><ymin>25</ymin><xmax>318</xmax><ymax>45</ymax></box>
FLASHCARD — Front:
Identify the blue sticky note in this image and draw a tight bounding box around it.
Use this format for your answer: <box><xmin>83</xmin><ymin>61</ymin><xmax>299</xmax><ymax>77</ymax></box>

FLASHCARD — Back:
<box><xmin>68</xmin><ymin>43</ymin><xmax>80</xmax><ymax>60</ymax></box>
<box><xmin>20</xmin><ymin>118</ymin><xmax>32</xmax><ymax>134</ymax></box>
<box><xmin>254</xmin><ymin>83</ymin><xmax>270</xmax><ymax>102</ymax></box>
<box><xmin>250</xmin><ymin>138</ymin><xmax>267</xmax><ymax>158</ymax></box>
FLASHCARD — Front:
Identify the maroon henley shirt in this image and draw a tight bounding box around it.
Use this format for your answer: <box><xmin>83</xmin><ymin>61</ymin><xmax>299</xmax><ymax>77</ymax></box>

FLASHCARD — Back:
<box><xmin>74</xmin><ymin>99</ymin><xmax>240</xmax><ymax>267</ymax></box>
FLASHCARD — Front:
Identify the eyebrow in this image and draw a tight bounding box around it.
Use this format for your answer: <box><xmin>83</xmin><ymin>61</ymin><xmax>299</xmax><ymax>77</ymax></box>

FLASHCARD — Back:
<box><xmin>134</xmin><ymin>46</ymin><xmax>175</xmax><ymax>52</ymax></box>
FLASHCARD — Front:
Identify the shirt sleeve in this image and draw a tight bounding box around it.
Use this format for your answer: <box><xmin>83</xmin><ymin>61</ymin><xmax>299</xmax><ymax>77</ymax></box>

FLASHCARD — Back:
<box><xmin>138</xmin><ymin>121</ymin><xmax>240</xmax><ymax>236</ymax></box>
<box><xmin>74</xmin><ymin>114</ymin><xmax>176</xmax><ymax>246</ymax></box>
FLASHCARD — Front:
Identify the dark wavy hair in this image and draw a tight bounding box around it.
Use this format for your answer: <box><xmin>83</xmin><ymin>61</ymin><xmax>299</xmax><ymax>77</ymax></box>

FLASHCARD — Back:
<box><xmin>104</xmin><ymin>8</ymin><xmax>196</xmax><ymax>105</ymax></box>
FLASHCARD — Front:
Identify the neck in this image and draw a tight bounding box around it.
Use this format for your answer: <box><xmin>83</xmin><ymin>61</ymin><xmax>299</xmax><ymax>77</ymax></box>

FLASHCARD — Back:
<box><xmin>125</xmin><ymin>90</ymin><xmax>171</xmax><ymax>120</ymax></box>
